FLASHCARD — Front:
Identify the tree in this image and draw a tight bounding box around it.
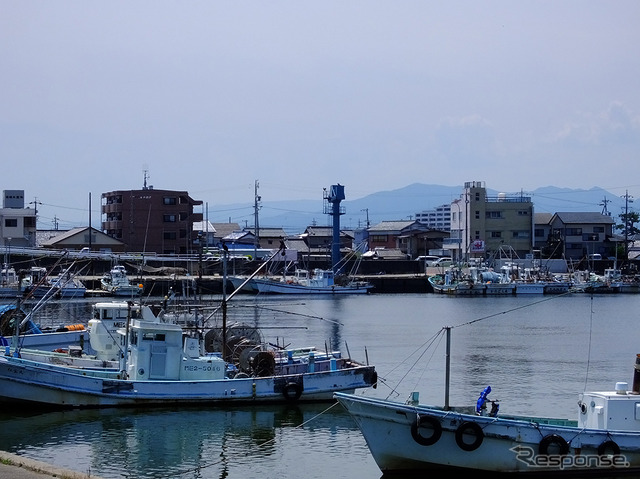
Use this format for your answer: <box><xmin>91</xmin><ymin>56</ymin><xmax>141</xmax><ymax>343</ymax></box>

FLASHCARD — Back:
<box><xmin>616</xmin><ymin>211</ymin><xmax>639</xmax><ymax>261</ymax></box>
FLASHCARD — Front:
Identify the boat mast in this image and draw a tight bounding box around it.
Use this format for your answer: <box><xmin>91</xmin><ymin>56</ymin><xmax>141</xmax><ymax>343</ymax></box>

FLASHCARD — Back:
<box><xmin>222</xmin><ymin>245</ymin><xmax>228</xmax><ymax>362</ymax></box>
<box><xmin>444</xmin><ymin>326</ymin><xmax>451</xmax><ymax>410</ymax></box>
<box><xmin>11</xmin><ymin>298</ymin><xmax>21</xmax><ymax>356</ymax></box>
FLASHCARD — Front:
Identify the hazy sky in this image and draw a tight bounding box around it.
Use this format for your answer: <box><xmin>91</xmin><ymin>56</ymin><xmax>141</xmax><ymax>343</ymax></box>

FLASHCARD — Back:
<box><xmin>2</xmin><ymin>1</ymin><xmax>639</xmax><ymax>229</ymax></box>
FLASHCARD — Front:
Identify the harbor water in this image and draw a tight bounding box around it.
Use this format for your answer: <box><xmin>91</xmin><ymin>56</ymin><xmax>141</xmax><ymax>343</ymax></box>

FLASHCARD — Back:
<box><xmin>1</xmin><ymin>293</ymin><xmax>640</xmax><ymax>478</ymax></box>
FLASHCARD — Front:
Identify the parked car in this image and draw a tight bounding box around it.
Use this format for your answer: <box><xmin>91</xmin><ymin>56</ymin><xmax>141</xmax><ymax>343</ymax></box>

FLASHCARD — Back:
<box><xmin>433</xmin><ymin>257</ymin><xmax>453</xmax><ymax>267</ymax></box>
<box><xmin>415</xmin><ymin>255</ymin><xmax>440</xmax><ymax>266</ymax></box>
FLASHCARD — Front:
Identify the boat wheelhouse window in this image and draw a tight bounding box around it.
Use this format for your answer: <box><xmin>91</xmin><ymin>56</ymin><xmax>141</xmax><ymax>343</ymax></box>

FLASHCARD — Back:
<box><xmin>142</xmin><ymin>332</ymin><xmax>166</xmax><ymax>342</ymax></box>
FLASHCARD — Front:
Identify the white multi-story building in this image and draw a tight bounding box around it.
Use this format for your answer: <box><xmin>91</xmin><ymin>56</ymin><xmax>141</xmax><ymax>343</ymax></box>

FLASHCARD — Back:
<box><xmin>415</xmin><ymin>204</ymin><xmax>451</xmax><ymax>231</ymax></box>
<box><xmin>1</xmin><ymin>190</ymin><xmax>38</xmax><ymax>248</ymax></box>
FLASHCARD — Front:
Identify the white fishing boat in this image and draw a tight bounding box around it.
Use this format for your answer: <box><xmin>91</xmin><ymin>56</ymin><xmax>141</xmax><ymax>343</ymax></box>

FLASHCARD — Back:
<box><xmin>19</xmin><ymin>266</ymin><xmax>55</xmax><ymax>298</ymax></box>
<box><xmin>49</xmin><ymin>270</ymin><xmax>87</xmax><ymax>298</ymax></box>
<box><xmin>0</xmin><ymin>264</ymin><xmax>20</xmax><ymax>298</ymax></box>
<box><xmin>428</xmin><ymin>268</ymin><xmax>486</xmax><ymax>296</ymax></box>
<box><xmin>0</xmin><ymin>303</ymin><xmax>89</xmax><ymax>352</ymax></box>
<box><xmin>101</xmin><ymin>265</ymin><xmax>142</xmax><ymax>297</ymax></box>
<box><xmin>336</xmin><ymin>326</ymin><xmax>640</xmax><ymax>475</ymax></box>
<box><xmin>232</xmin><ymin>268</ymin><xmax>373</xmax><ymax>295</ymax></box>
<box><xmin>0</xmin><ymin>301</ymin><xmax>377</xmax><ymax>408</ymax></box>
<box><xmin>430</xmin><ymin>266</ymin><xmax>571</xmax><ymax>296</ymax></box>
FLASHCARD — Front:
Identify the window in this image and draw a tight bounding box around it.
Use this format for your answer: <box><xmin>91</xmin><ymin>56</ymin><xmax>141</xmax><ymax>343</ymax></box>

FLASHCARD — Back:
<box><xmin>490</xmin><ymin>231</ymin><xmax>502</xmax><ymax>238</ymax></box>
<box><xmin>163</xmin><ymin>215</ymin><xmax>177</xmax><ymax>223</ymax></box>
<box><xmin>565</xmin><ymin>228</ymin><xmax>582</xmax><ymax>236</ymax></box>
<box><xmin>582</xmin><ymin>233</ymin><xmax>599</xmax><ymax>241</ymax></box>
<box><xmin>4</xmin><ymin>218</ymin><xmax>17</xmax><ymax>227</ymax></box>
<box><xmin>594</xmin><ymin>226</ymin><xmax>605</xmax><ymax>233</ymax></box>
<box><xmin>475</xmin><ymin>210</ymin><xmax>480</xmax><ymax>219</ymax></box>
<box><xmin>517</xmin><ymin>210</ymin><xmax>529</xmax><ymax>216</ymax></box>
<box><xmin>370</xmin><ymin>235</ymin><xmax>388</xmax><ymax>242</ymax></box>
<box><xmin>143</xmin><ymin>333</ymin><xmax>166</xmax><ymax>341</ymax></box>
<box><xmin>486</xmin><ymin>211</ymin><xmax>502</xmax><ymax>219</ymax></box>
<box><xmin>164</xmin><ymin>231</ymin><xmax>177</xmax><ymax>240</ymax></box>
<box><xmin>163</xmin><ymin>197</ymin><xmax>177</xmax><ymax>205</ymax></box>
<box><xmin>24</xmin><ymin>217</ymin><xmax>36</xmax><ymax>227</ymax></box>
<box><xmin>512</xmin><ymin>231</ymin><xmax>530</xmax><ymax>239</ymax></box>
<box><xmin>534</xmin><ymin>228</ymin><xmax>545</xmax><ymax>238</ymax></box>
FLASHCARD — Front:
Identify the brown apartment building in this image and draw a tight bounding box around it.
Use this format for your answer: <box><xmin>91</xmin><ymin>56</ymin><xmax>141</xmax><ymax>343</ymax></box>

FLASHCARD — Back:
<box><xmin>102</xmin><ymin>188</ymin><xmax>203</xmax><ymax>254</ymax></box>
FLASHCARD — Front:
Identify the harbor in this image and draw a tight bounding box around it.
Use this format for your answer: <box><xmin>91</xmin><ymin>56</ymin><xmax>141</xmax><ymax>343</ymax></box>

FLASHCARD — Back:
<box><xmin>2</xmin><ymin>293</ymin><xmax>640</xmax><ymax>477</ymax></box>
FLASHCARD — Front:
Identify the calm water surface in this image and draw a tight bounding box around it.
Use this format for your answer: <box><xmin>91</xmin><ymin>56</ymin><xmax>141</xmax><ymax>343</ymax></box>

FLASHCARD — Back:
<box><xmin>1</xmin><ymin>293</ymin><xmax>639</xmax><ymax>478</ymax></box>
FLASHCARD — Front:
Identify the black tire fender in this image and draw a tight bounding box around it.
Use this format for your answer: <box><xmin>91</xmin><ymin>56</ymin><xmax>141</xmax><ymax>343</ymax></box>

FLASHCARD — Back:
<box><xmin>410</xmin><ymin>414</ymin><xmax>442</xmax><ymax>446</ymax></box>
<box><xmin>538</xmin><ymin>434</ymin><xmax>569</xmax><ymax>456</ymax></box>
<box><xmin>597</xmin><ymin>440</ymin><xmax>620</xmax><ymax>456</ymax></box>
<box><xmin>283</xmin><ymin>382</ymin><xmax>302</xmax><ymax>402</ymax></box>
<box><xmin>454</xmin><ymin>421</ymin><xmax>484</xmax><ymax>451</ymax></box>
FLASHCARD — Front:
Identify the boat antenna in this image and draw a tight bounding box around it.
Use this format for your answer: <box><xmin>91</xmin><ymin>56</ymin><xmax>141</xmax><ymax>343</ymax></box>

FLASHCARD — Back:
<box><xmin>582</xmin><ymin>294</ymin><xmax>595</xmax><ymax>392</ymax></box>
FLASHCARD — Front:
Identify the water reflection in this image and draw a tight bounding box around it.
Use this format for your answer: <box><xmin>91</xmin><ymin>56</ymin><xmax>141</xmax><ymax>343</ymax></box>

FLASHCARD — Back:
<box><xmin>0</xmin><ymin>403</ymin><xmax>358</xmax><ymax>479</ymax></box>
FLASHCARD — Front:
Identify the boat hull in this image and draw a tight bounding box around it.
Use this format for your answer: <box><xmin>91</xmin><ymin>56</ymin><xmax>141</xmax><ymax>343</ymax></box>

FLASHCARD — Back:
<box><xmin>0</xmin><ymin>355</ymin><xmax>376</xmax><ymax>408</ymax></box>
<box><xmin>253</xmin><ymin>279</ymin><xmax>372</xmax><ymax>294</ymax></box>
<box><xmin>335</xmin><ymin>393</ymin><xmax>640</xmax><ymax>475</ymax></box>
<box><xmin>429</xmin><ymin>276</ymin><xmax>572</xmax><ymax>296</ymax></box>
<box><xmin>514</xmin><ymin>283</ymin><xmax>546</xmax><ymax>294</ymax></box>
<box><xmin>1</xmin><ymin>329</ymin><xmax>90</xmax><ymax>352</ymax></box>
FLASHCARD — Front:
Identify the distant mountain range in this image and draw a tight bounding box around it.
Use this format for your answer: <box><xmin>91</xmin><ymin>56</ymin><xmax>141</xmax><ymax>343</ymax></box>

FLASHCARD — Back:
<box><xmin>210</xmin><ymin>184</ymin><xmax>627</xmax><ymax>234</ymax></box>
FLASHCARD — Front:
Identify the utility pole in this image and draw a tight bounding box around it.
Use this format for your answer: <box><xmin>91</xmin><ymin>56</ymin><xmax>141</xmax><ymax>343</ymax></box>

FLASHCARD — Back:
<box><xmin>29</xmin><ymin>198</ymin><xmax>42</xmax><ymax>246</ymax></box>
<box><xmin>254</xmin><ymin>180</ymin><xmax>261</xmax><ymax>261</ymax></box>
<box><xmin>361</xmin><ymin>208</ymin><xmax>370</xmax><ymax>228</ymax></box>
<box><xmin>600</xmin><ymin>196</ymin><xmax>611</xmax><ymax>216</ymax></box>
<box><xmin>622</xmin><ymin>190</ymin><xmax>634</xmax><ymax>265</ymax></box>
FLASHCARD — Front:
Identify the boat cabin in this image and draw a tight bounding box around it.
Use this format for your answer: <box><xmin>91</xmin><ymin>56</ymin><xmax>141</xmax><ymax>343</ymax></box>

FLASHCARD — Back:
<box><xmin>579</xmin><ymin>382</ymin><xmax>640</xmax><ymax>431</ymax></box>
<box><xmin>125</xmin><ymin>319</ymin><xmax>225</xmax><ymax>381</ymax></box>
<box><xmin>88</xmin><ymin>301</ymin><xmax>226</xmax><ymax>381</ymax></box>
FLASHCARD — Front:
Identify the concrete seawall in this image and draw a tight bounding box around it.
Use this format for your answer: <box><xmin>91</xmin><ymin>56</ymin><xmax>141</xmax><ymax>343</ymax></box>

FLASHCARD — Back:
<box><xmin>78</xmin><ymin>273</ymin><xmax>433</xmax><ymax>296</ymax></box>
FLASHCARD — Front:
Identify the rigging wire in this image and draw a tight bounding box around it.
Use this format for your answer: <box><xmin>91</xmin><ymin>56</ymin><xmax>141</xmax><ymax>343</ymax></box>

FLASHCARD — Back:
<box><xmin>369</xmin><ymin>328</ymin><xmax>445</xmax><ymax>400</ymax></box>
<box><xmin>452</xmin><ymin>290</ymin><xmax>573</xmax><ymax>329</ymax></box>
